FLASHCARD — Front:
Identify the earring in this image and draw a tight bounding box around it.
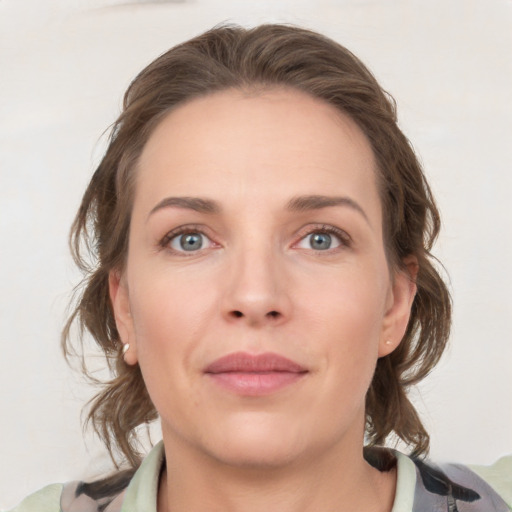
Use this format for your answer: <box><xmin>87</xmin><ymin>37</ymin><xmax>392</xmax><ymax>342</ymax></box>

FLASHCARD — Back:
<box><xmin>385</xmin><ymin>340</ymin><xmax>393</xmax><ymax>345</ymax></box>
<box><xmin>122</xmin><ymin>343</ymin><xmax>130</xmax><ymax>356</ymax></box>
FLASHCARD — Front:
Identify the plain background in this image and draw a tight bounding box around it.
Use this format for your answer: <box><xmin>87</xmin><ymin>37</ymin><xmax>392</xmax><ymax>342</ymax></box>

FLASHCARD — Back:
<box><xmin>1</xmin><ymin>0</ymin><xmax>511</xmax><ymax>509</ymax></box>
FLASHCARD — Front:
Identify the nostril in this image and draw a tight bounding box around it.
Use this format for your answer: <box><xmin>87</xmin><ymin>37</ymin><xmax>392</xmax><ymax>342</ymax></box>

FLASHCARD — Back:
<box><xmin>229</xmin><ymin>310</ymin><xmax>281</xmax><ymax>320</ymax></box>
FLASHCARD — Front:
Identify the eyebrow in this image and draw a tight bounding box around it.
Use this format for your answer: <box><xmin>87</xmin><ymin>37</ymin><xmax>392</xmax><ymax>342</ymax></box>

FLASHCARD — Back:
<box><xmin>148</xmin><ymin>196</ymin><xmax>221</xmax><ymax>219</ymax></box>
<box><xmin>286</xmin><ymin>195</ymin><xmax>369</xmax><ymax>223</ymax></box>
<box><xmin>148</xmin><ymin>194</ymin><xmax>368</xmax><ymax>222</ymax></box>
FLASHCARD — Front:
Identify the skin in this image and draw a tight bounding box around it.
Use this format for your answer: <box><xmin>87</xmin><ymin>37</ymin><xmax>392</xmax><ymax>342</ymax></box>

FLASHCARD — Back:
<box><xmin>110</xmin><ymin>88</ymin><xmax>417</xmax><ymax>512</ymax></box>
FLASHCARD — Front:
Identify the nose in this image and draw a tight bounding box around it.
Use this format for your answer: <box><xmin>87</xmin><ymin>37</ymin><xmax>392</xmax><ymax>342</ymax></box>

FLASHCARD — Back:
<box><xmin>221</xmin><ymin>242</ymin><xmax>292</xmax><ymax>327</ymax></box>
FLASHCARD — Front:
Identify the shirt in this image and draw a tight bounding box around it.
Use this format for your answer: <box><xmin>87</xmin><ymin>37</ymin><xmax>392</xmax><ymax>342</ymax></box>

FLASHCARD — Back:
<box><xmin>8</xmin><ymin>442</ymin><xmax>512</xmax><ymax>512</ymax></box>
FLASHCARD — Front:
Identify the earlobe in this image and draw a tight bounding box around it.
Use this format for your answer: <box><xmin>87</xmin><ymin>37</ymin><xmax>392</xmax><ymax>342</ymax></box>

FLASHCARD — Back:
<box><xmin>109</xmin><ymin>270</ymin><xmax>138</xmax><ymax>365</ymax></box>
<box><xmin>378</xmin><ymin>255</ymin><xmax>418</xmax><ymax>358</ymax></box>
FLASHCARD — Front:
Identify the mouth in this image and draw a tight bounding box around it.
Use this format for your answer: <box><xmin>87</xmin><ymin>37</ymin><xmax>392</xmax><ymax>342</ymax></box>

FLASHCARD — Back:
<box><xmin>204</xmin><ymin>352</ymin><xmax>308</xmax><ymax>396</ymax></box>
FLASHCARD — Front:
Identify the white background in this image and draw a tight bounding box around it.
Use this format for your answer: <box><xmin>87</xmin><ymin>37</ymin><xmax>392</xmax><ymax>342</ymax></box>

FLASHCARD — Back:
<box><xmin>1</xmin><ymin>0</ymin><xmax>511</xmax><ymax>509</ymax></box>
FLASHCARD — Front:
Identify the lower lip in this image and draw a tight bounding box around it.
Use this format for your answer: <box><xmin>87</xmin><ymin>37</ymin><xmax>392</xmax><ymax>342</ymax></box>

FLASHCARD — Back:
<box><xmin>206</xmin><ymin>371</ymin><xmax>306</xmax><ymax>396</ymax></box>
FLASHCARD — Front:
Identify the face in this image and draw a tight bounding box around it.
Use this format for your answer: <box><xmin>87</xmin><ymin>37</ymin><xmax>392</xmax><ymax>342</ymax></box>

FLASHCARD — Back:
<box><xmin>110</xmin><ymin>88</ymin><xmax>416</xmax><ymax>469</ymax></box>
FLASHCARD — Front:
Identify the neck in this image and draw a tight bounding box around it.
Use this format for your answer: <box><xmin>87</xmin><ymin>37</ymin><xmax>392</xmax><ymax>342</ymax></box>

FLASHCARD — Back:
<box><xmin>157</xmin><ymin>431</ymin><xmax>396</xmax><ymax>512</ymax></box>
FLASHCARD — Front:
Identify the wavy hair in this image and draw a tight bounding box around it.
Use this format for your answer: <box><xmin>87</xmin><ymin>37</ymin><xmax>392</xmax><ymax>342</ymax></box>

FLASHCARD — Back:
<box><xmin>63</xmin><ymin>24</ymin><xmax>451</xmax><ymax>468</ymax></box>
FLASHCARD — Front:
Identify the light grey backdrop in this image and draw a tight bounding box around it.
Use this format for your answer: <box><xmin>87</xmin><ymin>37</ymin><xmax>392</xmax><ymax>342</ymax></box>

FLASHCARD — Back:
<box><xmin>1</xmin><ymin>0</ymin><xmax>511</xmax><ymax>509</ymax></box>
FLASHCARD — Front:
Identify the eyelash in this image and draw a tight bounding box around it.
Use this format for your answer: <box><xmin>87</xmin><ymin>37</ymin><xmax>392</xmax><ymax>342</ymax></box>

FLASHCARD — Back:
<box><xmin>159</xmin><ymin>223</ymin><xmax>352</xmax><ymax>255</ymax></box>
<box><xmin>295</xmin><ymin>224</ymin><xmax>352</xmax><ymax>251</ymax></box>
<box><xmin>159</xmin><ymin>224</ymin><xmax>214</xmax><ymax>254</ymax></box>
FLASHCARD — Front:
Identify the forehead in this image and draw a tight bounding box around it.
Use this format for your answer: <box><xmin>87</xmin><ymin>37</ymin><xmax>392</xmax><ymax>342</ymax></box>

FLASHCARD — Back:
<box><xmin>135</xmin><ymin>88</ymin><xmax>381</xmax><ymax>226</ymax></box>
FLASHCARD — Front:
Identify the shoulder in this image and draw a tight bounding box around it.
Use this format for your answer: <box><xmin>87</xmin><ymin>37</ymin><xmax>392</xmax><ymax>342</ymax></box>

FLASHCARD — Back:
<box><xmin>6</xmin><ymin>441</ymin><xmax>166</xmax><ymax>512</ymax></box>
<box><xmin>403</xmin><ymin>453</ymin><xmax>512</xmax><ymax>512</ymax></box>
<box><xmin>58</xmin><ymin>471</ymin><xmax>133</xmax><ymax>512</ymax></box>
<box><xmin>469</xmin><ymin>455</ymin><xmax>512</xmax><ymax>509</ymax></box>
<box><xmin>4</xmin><ymin>477</ymin><xmax>131</xmax><ymax>512</ymax></box>
<box><xmin>6</xmin><ymin>483</ymin><xmax>63</xmax><ymax>512</ymax></box>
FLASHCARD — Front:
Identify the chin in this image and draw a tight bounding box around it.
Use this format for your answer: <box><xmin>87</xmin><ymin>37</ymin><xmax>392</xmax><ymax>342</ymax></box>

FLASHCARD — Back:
<box><xmin>211</xmin><ymin>439</ymin><xmax>301</xmax><ymax>470</ymax></box>
<box><xmin>201</xmin><ymin>413</ymin><xmax>312</xmax><ymax>469</ymax></box>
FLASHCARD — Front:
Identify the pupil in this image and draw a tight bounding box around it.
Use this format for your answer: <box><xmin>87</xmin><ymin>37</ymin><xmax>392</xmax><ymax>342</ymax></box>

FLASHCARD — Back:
<box><xmin>180</xmin><ymin>233</ymin><xmax>202</xmax><ymax>251</ymax></box>
<box><xmin>311</xmin><ymin>233</ymin><xmax>331</xmax><ymax>250</ymax></box>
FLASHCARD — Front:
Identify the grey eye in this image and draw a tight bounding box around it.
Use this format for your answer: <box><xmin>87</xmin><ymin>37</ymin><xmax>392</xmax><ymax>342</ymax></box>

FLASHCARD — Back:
<box><xmin>296</xmin><ymin>231</ymin><xmax>342</xmax><ymax>251</ymax></box>
<box><xmin>309</xmin><ymin>233</ymin><xmax>332</xmax><ymax>250</ymax></box>
<box><xmin>171</xmin><ymin>233</ymin><xmax>206</xmax><ymax>251</ymax></box>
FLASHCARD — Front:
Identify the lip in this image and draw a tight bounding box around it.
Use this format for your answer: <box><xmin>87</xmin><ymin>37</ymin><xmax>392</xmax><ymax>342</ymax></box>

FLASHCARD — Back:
<box><xmin>204</xmin><ymin>352</ymin><xmax>308</xmax><ymax>396</ymax></box>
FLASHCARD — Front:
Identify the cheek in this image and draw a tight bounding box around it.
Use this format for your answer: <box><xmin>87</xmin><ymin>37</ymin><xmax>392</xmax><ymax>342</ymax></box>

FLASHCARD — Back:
<box><xmin>298</xmin><ymin>261</ymin><xmax>389</xmax><ymax>385</ymax></box>
<box><xmin>301</xmin><ymin>260</ymin><xmax>389</xmax><ymax>337</ymax></box>
<box><xmin>126</xmin><ymin>274</ymin><xmax>211</xmax><ymax>419</ymax></box>
<box><xmin>129</xmin><ymin>270</ymin><xmax>215</xmax><ymax>351</ymax></box>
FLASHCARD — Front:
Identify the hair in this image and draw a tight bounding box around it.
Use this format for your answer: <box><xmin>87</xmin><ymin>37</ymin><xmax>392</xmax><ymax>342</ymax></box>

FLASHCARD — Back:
<box><xmin>63</xmin><ymin>23</ymin><xmax>451</xmax><ymax>469</ymax></box>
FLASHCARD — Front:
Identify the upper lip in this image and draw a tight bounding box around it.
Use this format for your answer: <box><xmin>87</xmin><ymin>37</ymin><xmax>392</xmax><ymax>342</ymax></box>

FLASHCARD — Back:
<box><xmin>204</xmin><ymin>352</ymin><xmax>308</xmax><ymax>374</ymax></box>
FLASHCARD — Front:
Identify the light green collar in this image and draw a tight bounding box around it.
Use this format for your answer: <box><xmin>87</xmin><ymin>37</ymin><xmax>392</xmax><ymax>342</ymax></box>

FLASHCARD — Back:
<box><xmin>120</xmin><ymin>442</ymin><xmax>417</xmax><ymax>512</ymax></box>
<box><xmin>391</xmin><ymin>450</ymin><xmax>417</xmax><ymax>512</ymax></box>
<box><xmin>121</xmin><ymin>441</ymin><xmax>165</xmax><ymax>512</ymax></box>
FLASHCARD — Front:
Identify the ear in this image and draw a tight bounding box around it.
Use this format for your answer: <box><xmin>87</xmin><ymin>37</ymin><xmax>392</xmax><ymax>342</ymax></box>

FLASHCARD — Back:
<box><xmin>378</xmin><ymin>255</ymin><xmax>418</xmax><ymax>358</ymax></box>
<box><xmin>109</xmin><ymin>270</ymin><xmax>138</xmax><ymax>365</ymax></box>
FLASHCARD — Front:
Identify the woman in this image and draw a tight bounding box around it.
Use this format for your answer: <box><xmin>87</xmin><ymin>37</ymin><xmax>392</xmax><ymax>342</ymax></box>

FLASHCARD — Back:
<box><xmin>10</xmin><ymin>24</ymin><xmax>511</xmax><ymax>512</ymax></box>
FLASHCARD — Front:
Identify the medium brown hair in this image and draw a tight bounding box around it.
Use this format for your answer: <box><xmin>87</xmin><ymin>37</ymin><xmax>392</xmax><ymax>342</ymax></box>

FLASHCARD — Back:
<box><xmin>63</xmin><ymin>24</ymin><xmax>451</xmax><ymax>468</ymax></box>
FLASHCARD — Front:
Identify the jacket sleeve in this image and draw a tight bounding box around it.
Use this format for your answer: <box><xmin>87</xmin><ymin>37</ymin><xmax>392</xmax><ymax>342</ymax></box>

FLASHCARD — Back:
<box><xmin>6</xmin><ymin>483</ymin><xmax>63</xmax><ymax>512</ymax></box>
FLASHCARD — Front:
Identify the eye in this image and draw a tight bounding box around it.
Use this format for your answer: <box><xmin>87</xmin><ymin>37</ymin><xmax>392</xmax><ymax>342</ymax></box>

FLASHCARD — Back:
<box><xmin>171</xmin><ymin>233</ymin><xmax>207</xmax><ymax>251</ymax></box>
<box><xmin>295</xmin><ymin>226</ymin><xmax>349</xmax><ymax>251</ymax></box>
<box><xmin>297</xmin><ymin>232</ymin><xmax>340</xmax><ymax>251</ymax></box>
<box><xmin>162</xmin><ymin>228</ymin><xmax>216</xmax><ymax>253</ymax></box>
